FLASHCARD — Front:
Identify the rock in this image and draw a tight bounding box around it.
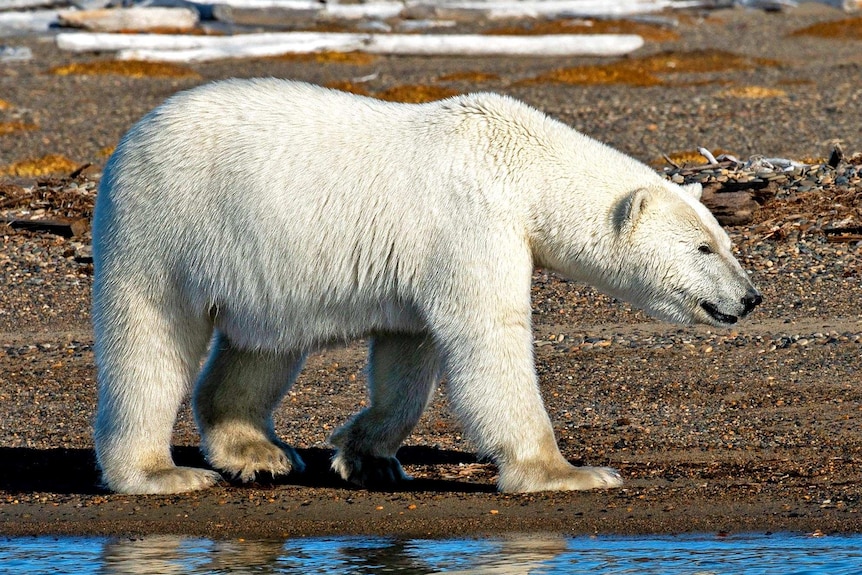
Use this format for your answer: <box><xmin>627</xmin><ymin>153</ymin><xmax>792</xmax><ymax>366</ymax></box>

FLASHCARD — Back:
<box><xmin>0</xmin><ymin>46</ymin><xmax>32</xmax><ymax>62</ymax></box>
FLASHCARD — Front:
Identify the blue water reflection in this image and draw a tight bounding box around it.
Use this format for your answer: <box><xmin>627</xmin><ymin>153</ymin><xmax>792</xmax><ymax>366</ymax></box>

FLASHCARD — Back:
<box><xmin>2</xmin><ymin>532</ymin><xmax>861</xmax><ymax>574</ymax></box>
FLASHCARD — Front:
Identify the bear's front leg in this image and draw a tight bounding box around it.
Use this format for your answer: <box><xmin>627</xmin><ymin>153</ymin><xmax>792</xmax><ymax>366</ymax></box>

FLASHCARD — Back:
<box><xmin>437</xmin><ymin>310</ymin><xmax>622</xmax><ymax>493</ymax></box>
<box><xmin>194</xmin><ymin>333</ymin><xmax>307</xmax><ymax>482</ymax></box>
<box><xmin>330</xmin><ymin>333</ymin><xmax>442</xmax><ymax>489</ymax></box>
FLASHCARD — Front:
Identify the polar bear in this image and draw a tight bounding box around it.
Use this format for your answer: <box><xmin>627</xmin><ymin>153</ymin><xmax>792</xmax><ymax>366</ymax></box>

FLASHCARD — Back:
<box><xmin>92</xmin><ymin>79</ymin><xmax>761</xmax><ymax>495</ymax></box>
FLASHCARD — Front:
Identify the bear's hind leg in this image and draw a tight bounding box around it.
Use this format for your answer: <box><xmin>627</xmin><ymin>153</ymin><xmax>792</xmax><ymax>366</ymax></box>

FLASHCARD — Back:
<box><xmin>194</xmin><ymin>332</ymin><xmax>306</xmax><ymax>483</ymax></box>
<box><xmin>330</xmin><ymin>333</ymin><xmax>441</xmax><ymax>489</ymax></box>
<box><xmin>93</xmin><ymin>298</ymin><xmax>220</xmax><ymax>494</ymax></box>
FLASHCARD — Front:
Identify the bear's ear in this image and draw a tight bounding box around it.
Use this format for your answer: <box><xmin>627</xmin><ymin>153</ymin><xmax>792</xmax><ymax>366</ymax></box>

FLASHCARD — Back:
<box><xmin>682</xmin><ymin>182</ymin><xmax>703</xmax><ymax>200</ymax></box>
<box><xmin>613</xmin><ymin>188</ymin><xmax>650</xmax><ymax>234</ymax></box>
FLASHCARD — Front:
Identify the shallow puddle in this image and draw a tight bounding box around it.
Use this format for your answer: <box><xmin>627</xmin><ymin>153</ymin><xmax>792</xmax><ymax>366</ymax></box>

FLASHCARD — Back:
<box><xmin>2</xmin><ymin>532</ymin><xmax>862</xmax><ymax>574</ymax></box>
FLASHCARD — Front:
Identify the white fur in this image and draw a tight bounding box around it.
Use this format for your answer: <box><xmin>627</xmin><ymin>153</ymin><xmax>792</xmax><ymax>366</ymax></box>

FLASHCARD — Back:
<box><xmin>92</xmin><ymin>79</ymin><xmax>759</xmax><ymax>494</ymax></box>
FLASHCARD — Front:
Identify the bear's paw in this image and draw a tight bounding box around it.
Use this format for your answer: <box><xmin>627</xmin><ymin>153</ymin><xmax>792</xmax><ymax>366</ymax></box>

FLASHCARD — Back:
<box><xmin>331</xmin><ymin>451</ymin><xmax>412</xmax><ymax>490</ymax></box>
<box><xmin>104</xmin><ymin>465</ymin><xmax>224</xmax><ymax>495</ymax></box>
<box><xmin>499</xmin><ymin>462</ymin><xmax>623</xmax><ymax>493</ymax></box>
<box><xmin>208</xmin><ymin>440</ymin><xmax>305</xmax><ymax>483</ymax></box>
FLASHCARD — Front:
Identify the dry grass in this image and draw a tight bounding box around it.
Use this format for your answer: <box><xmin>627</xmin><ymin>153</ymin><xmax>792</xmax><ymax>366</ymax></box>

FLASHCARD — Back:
<box><xmin>0</xmin><ymin>155</ymin><xmax>80</xmax><ymax>178</ymax></box>
<box><xmin>789</xmin><ymin>16</ymin><xmax>862</xmax><ymax>40</ymax></box>
<box><xmin>777</xmin><ymin>78</ymin><xmax>814</xmax><ymax>86</ymax></box>
<box><xmin>326</xmin><ymin>80</ymin><xmax>460</xmax><ymax>104</ymax></box>
<box><xmin>719</xmin><ymin>85</ymin><xmax>787</xmax><ymax>99</ymax></box>
<box><xmin>49</xmin><ymin>60</ymin><xmax>200</xmax><ymax>79</ymax></box>
<box><xmin>375</xmin><ymin>84</ymin><xmax>461</xmax><ymax>103</ymax></box>
<box><xmin>0</xmin><ymin>121</ymin><xmax>38</xmax><ymax>136</ymax></box>
<box><xmin>326</xmin><ymin>82</ymin><xmax>461</xmax><ymax>103</ymax></box>
<box><xmin>522</xmin><ymin>49</ymin><xmax>780</xmax><ymax>87</ymax></box>
<box><xmin>325</xmin><ymin>80</ymin><xmax>372</xmax><ymax>97</ymax></box>
<box><xmin>524</xmin><ymin>62</ymin><xmax>661</xmax><ymax>87</ymax></box>
<box><xmin>269</xmin><ymin>51</ymin><xmax>378</xmax><ymax>66</ymax></box>
<box><xmin>437</xmin><ymin>71</ymin><xmax>501</xmax><ymax>83</ymax></box>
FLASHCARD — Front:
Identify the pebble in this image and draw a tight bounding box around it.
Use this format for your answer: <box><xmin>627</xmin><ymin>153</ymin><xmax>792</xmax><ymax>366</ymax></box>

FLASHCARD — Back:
<box><xmin>0</xmin><ymin>45</ymin><xmax>32</xmax><ymax>63</ymax></box>
<box><xmin>543</xmin><ymin>329</ymin><xmax>862</xmax><ymax>354</ymax></box>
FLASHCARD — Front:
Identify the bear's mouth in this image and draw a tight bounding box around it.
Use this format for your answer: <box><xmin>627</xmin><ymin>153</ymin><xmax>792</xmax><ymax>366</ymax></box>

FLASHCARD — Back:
<box><xmin>700</xmin><ymin>301</ymin><xmax>738</xmax><ymax>324</ymax></box>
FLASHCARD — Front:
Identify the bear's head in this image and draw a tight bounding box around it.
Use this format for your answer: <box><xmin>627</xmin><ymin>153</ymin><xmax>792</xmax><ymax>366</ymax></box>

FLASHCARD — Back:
<box><xmin>604</xmin><ymin>181</ymin><xmax>761</xmax><ymax>326</ymax></box>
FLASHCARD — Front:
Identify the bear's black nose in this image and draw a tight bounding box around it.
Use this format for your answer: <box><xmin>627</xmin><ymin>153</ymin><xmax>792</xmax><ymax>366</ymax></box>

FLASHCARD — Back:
<box><xmin>741</xmin><ymin>290</ymin><xmax>763</xmax><ymax>314</ymax></box>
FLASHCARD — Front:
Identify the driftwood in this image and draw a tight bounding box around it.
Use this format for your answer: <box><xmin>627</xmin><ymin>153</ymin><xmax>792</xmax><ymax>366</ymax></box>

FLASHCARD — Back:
<box><xmin>362</xmin><ymin>33</ymin><xmax>644</xmax><ymax>56</ymax></box>
<box><xmin>203</xmin><ymin>0</ymin><xmax>862</xmax><ymax>20</ymax></box>
<box><xmin>665</xmin><ymin>160</ymin><xmax>762</xmax><ymax>226</ymax></box>
<box><xmin>58</xmin><ymin>31</ymin><xmax>365</xmax><ymax>52</ymax></box>
<box><xmin>825</xmin><ymin>234</ymin><xmax>862</xmax><ymax>243</ymax></box>
<box><xmin>806</xmin><ymin>0</ymin><xmax>862</xmax><ymax>9</ymax></box>
<box><xmin>429</xmin><ymin>0</ymin><xmax>690</xmax><ymax>19</ymax></box>
<box><xmin>58</xmin><ymin>7</ymin><xmax>199</xmax><ymax>32</ymax></box>
<box><xmin>0</xmin><ymin>217</ymin><xmax>89</xmax><ymax>238</ymax></box>
<box><xmin>0</xmin><ymin>0</ymin><xmax>67</xmax><ymax>10</ymax></box>
<box><xmin>700</xmin><ymin>186</ymin><xmax>761</xmax><ymax>226</ymax></box>
<box><xmin>824</xmin><ymin>226</ymin><xmax>862</xmax><ymax>243</ymax></box>
<box><xmin>121</xmin><ymin>34</ymin><xmax>644</xmax><ymax>61</ymax></box>
<box><xmin>57</xmin><ymin>31</ymin><xmax>644</xmax><ymax>61</ymax></box>
<box><xmin>195</xmin><ymin>0</ymin><xmax>686</xmax><ymax>19</ymax></box>
<box><xmin>0</xmin><ymin>10</ymin><xmax>59</xmax><ymax>33</ymax></box>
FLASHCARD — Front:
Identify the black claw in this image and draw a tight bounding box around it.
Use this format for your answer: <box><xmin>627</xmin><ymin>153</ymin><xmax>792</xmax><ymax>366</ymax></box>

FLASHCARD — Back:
<box><xmin>347</xmin><ymin>455</ymin><xmax>409</xmax><ymax>491</ymax></box>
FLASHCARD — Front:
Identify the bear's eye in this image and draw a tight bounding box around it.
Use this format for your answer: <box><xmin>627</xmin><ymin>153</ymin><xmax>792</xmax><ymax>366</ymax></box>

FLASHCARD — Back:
<box><xmin>698</xmin><ymin>244</ymin><xmax>714</xmax><ymax>255</ymax></box>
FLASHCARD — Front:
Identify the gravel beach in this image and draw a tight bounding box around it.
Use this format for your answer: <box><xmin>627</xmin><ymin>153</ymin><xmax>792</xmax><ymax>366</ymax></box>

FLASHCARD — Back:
<box><xmin>1</xmin><ymin>4</ymin><xmax>862</xmax><ymax>538</ymax></box>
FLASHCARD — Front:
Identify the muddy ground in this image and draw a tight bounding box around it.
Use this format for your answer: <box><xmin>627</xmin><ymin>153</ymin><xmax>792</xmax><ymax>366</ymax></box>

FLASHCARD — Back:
<box><xmin>1</xmin><ymin>4</ymin><xmax>862</xmax><ymax>539</ymax></box>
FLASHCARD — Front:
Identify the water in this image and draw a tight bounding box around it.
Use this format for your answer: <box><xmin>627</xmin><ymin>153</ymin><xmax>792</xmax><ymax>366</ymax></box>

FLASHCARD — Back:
<box><xmin>1</xmin><ymin>532</ymin><xmax>861</xmax><ymax>574</ymax></box>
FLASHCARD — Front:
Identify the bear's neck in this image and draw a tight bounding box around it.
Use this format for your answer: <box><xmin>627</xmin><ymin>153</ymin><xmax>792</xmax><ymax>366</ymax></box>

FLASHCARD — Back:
<box><xmin>525</xmin><ymin>137</ymin><xmax>658</xmax><ymax>292</ymax></box>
